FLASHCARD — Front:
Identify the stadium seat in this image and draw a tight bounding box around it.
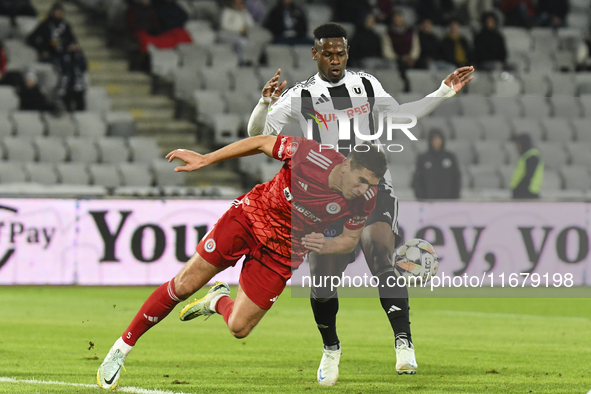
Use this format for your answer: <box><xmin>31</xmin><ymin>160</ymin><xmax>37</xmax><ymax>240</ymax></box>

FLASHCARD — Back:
<box><xmin>0</xmin><ymin>16</ymin><xmax>10</xmax><ymax>40</ymax></box>
<box><xmin>149</xmin><ymin>48</ymin><xmax>179</xmax><ymax>80</ymax></box>
<box><xmin>209</xmin><ymin>45</ymin><xmax>240</xmax><ymax>70</ymax></box>
<box><xmin>474</xmin><ymin>141</ymin><xmax>506</xmax><ymax>165</ymax></box>
<box><xmin>548</xmin><ymin>73</ymin><xmax>577</xmax><ymax>96</ymax></box>
<box><xmin>554</xmin><ymin>50</ymin><xmax>577</xmax><ymax>72</ymax></box>
<box><xmin>429</xmin><ymin>95</ymin><xmax>462</xmax><ymax>117</ymax></box>
<box><xmin>212</xmin><ymin>113</ymin><xmax>242</xmax><ymax>146</ymax></box>
<box><xmin>458</xmin><ymin>95</ymin><xmax>491</xmax><ymax>116</ymax></box>
<box><xmin>44</xmin><ymin>114</ymin><xmax>77</xmax><ymax>137</ymax></box>
<box><xmin>540</xmin><ymin>168</ymin><xmax>563</xmax><ymax>191</ymax></box>
<box><xmin>118</xmin><ymin>163</ymin><xmax>154</xmax><ymax>187</ymax></box>
<box><xmin>479</xmin><ymin>116</ymin><xmax>513</xmax><ymax>141</ymax></box>
<box><xmin>307</xmin><ymin>4</ymin><xmax>332</xmax><ymax>35</ymax></box>
<box><xmin>406</xmin><ymin>70</ymin><xmax>437</xmax><ymax>95</ymax></box>
<box><xmin>492</xmin><ymin>72</ymin><xmax>522</xmax><ymax>97</ymax></box>
<box><xmin>223</xmin><ymin>91</ymin><xmax>258</xmax><ymax>116</ymax></box>
<box><xmin>249</xmin><ymin>25</ymin><xmax>274</xmax><ymax>49</ymax></box>
<box><xmin>200</xmin><ymin>67</ymin><xmax>233</xmax><ymax>91</ymax></box>
<box><xmin>575</xmin><ymin>73</ymin><xmax>591</xmax><ymax>95</ymax></box>
<box><xmin>231</xmin><ymin>68</ymin><xmax>262</xmax><ymax>94</ymax></box>
<box><xmin>566</xmin><ymin>142</ymin><xmax>591</xmax><ymax>166</ymax></box>
<box><xmin>293</xmin><ymin>45</ymin><xmax>314</xmax><ymax>68</ymax></box>
<box><xmin>238</xmin><ymin>154</ymin><xmax>262</xmax><ymax>177</ymax></box>
<box><xmin>531</xmin><ymin>28</ymin><xmax>558</xmax><ymax>52</ymax></box>
<box><xmin>2</xmin><ymin>137</ymin><xmax>36</xmax><ymax>162</ymax></box>
<box><xmin>497</xmin><ymin>165</ymin><xmax>514</xmax><ymax>189</ymax></box>
<box><xmin>560</xmin><ymin>166</ymin><xmax>591</xmax><ymax>191</ymax></box>
<box><xmin>541</xmin><ymin>118</ymin><xmax>575</xmax><ymax>142</ymax></box>
<box><xmin>373</xmin><ymin>70</ymin><xmax>405</xmax><ymax>96</ymax></box>
<box><xmin>4</xmin><ymin>39</ymin><xmax>37</xmax><ymax>69</ymax></box>
<box><xmin>526</xmin><ymin>50</ymin><xmax>555</xmax><ymax>74</ymax></box>
<box><xmin>194</xmin><ymin>90</ymin><xmax>226</xmax><ymax>125</ymax></box>
<box><xmin>536</xmin><ymin>141</ymin><xmax>568</xmax><ymax>170</ymax></box>
<box><xmin>173</xmin><ymin>67</ymin><xmax>204</xmax><ymax>102</ymax></box>
<box><xmin>12</xmin><ymin>111</ymin><xmax>45</xmax><ymax>137</ymax></box>
<box><xmin>503</xmin><ymin>27</ymin><xmax>533</xmax><ymax>54</ymax></box>
<box><xmin>96</xmin><ymin>137</ymin><xmax>130</xmax><ymax>163</ymax></box>
<box><xmin>152</xmin><ymin>159</ymin><xmax>185</xmax><ymax>186</ymax></box>
<box><xmin>386</xmin><ymin>143</ymin><xmax>417</xmax><ymax>166</ymax></box>
<box><xmin>450</xmin><ymin>117</ymin><xmax>483</xmax><ymax>141</ymax></box>
<box><xmin>416</xmin><ymin>117</ymin><xmax>452</xmax><ymax>140</ymax></box>
<box><xmin>184</xmin><ymin>21</ymin><xmax>216</xmax><ymax>46</ymax></box>
<box><xmin>446</xmin><ymin>140</ymin><xmax>474</xmax><ymax>166</ymax></box>
<box><xmin>511</xmin><ymin>118</ymin><xmax>544</xmax><ymax>141</ymax></box>
<box><xmin>579</xmin><ymin>96</ymin><xmax>591</xmax><ymax>117</ymax></box>
<box><xmin>89</xmin><ymin>163</ymin><xmax>123</xmax><ymax>187</ymax></box>
<box><xmin>56</xmin><ymin>162</ymin><xmax>91</xmax><ymax>185</ymax></box>
<box><xmin>105</xmin><ymin>111</ymin><xmax>136</xmax><ymax>137</ymax></box>
<box><xmin>257</xmin><ymin>67</ymin><xmax>294</xmax><ymax>90</ymax></box>
<box><xmin>489</xmin><ymin>97</ymin><xmax>522</xmax><ymax>117</ymax></box>
<box><xmin>388</xmin><ymin>165</ymin><xmax>413</xmax><ymax>190</ymax></box>
<box><xmin>66</xmin><ymin>137</ymin><xmax>100</xmax><ymax>163</ymax></box>
<box><xmin>24</xmin><ymin>162</ymin><xmax>59</xmax><ymax>185</ymax></box>
<box><xmin>468</xmin><ymin>165</ymin><xmax>502</xmax><ymax>189</ymax></box>
<box><xmin>14</xmin><ymin>16</ymin><xmax>37</xmax><ymax>38</ymax></box>
<box><xmin>571</xmin><ymin>119</ymin><xmax>591</xmax><ymax>142</ymax></box>
<box><xmin>0</xmin><ymin>86</ymin><xmax>19</xmax><ymax>111</ymax></box>
<box><xmin>30</xmin><ymin>62</ymin><xmax>59</xmax><ymax>95</ymax></box>
<box><xmin>266</xmin><ymin>45</ymin><xmax>296</xmax><ymax>70</ymax></box>
<box><xmin>86</xmin><ymin>87</ymin><xmax>112</xmax><ymax>113</ymax></box>
<box><xmin>177</xmin><ymin>44</ymin><xmax>210</xmax><ymax>69</ymax></box>
<box><xmin>550</xmin><ymin>96</ymin><xmax>582</xmax><ymax>118</ymax></box>
<box><xmin>519</xmin><ymin>73</ymin><xmax>550</xmax><ymax>97</ymax></box>
<box><xmin>502</xmin><ymin>142</ymin><xmax>520</xmax><ymax>164</ymax></box>
<box><xmin>259</xmin><ymin>157</ymin><xmax>284</xmax><ymax>183</ymax></box>
<box><xmin>74</xmin><ymin>112</ymin><xmax>107</xmax><ymax>137</ymax></box>
<box><xmin>396</xmin><ymin>93</ymin><xmax>424</xmax><ymax>105</ymax></box>
<box><xmin>0</xmin><ymin>112</ymin><xmax>14</xmax><ymax>136</ymax></box>
<box><xmin>467</xmin><ymin>71</ymin><xmax>494</xmax><ymax>96</ymax></box>
<box><xmin>128</xmin><ymin>137</ymin><xmax>161</xmax><ymax>163</ymax></box>
<box><xmin>520</xmin><ymin>96</ymin><xmax>551</xmax><ymax>118</ymax></box>
<box><xmin>34</xmin><ymin>137</ymin><xmax>68</xmax><ymax>163</ymax></box>
<box><xmin>0</xmin><ymin>162</ymin><xmax>27</xmax><ymax>183</ymax></box>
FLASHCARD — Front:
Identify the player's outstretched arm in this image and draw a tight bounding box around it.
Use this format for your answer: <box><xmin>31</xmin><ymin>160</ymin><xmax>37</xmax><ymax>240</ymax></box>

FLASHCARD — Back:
<box><xmin>166</xmin><ymin>135</ymin><xmax>278</xmax><ymax>172</ymax></box>
<box><xmin>302</xmin><ymin>227</ymin><xmax>364</xmax><ymax>255</ymax></box>
<box><xmin>247</xmin><ymin>69</ymin><xmax>287</xmax><ymax>137</ymax></box>
<box><xmin>443</xmin><ymin>66</ymin><xmax>475</xmax><ymax>93</ymax></box>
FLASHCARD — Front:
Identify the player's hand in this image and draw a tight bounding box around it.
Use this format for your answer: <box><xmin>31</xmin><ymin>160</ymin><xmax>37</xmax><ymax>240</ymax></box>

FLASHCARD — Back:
<box><xmin>165</xmin><ymin>149</ymin><xmax>209</xmax><ymax>172</ymax></box>
<box><xmin>444</xmin><ymin>66</ymin><xmax>475</xmax><ymax>93</ymax></box>
<box><xmin>302</xmin><ymin>232</ymin><xmax>326</xmax><ymax>254</ymax></box>
<box><xmin>261</xmin><ymin>69</ymin><xmax>287</xmax><ymax>98</ymax></box>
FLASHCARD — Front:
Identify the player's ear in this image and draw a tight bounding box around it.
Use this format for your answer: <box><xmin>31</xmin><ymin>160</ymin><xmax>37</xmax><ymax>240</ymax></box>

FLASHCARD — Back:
<box><xmin>311</xmin><ymin>46</ymin><xmax>318</xmax><ymax>61</ymax></box>
<box><xmin>341</xmin><ymin>158</ymin><xmax>350</xmax><ymax>173</ymax></box>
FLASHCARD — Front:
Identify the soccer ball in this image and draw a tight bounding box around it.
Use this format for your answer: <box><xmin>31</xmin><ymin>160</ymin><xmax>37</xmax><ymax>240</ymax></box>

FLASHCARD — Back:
<box><xmin>393</xmin><ymin>238</ymin><xmax>439</xmax><ymax>284</ymax></box>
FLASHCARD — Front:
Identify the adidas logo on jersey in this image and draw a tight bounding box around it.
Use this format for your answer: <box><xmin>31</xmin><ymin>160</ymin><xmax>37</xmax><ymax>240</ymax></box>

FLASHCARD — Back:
<box><xmin>298</xmin><ymin>181</ymin><xmax>308</xmax><ymax>191</ymax></box>
<box><xmin>315</xmin><ymin>94</ymin><xmax>330</xmax><ymax>105</ymax></box>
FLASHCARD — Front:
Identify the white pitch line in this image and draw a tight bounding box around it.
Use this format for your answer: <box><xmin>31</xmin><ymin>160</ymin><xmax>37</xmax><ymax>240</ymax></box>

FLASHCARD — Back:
<box><xmin>0</xmin><ymin>377</ymin><xmax>192</xmax><ymax>394</ymax></box>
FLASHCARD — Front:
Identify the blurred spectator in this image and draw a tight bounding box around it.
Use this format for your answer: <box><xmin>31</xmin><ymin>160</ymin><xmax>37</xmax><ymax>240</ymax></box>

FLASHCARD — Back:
<box><xmin>415</xmin><ymin>18</ymin><xmax>441</xmax><ymax>70</ymax></box>
<box><xmin>57</xmin><ymin>48</ymin><xmax>86</xmax><ymax>111</ymax></box>
<box><xmin>416</xmin><ymin>0</ymin><xmax>456</xmax><ymax>26</ymax></box>
<box><xmin>332</xmin><ymin>0</ymin><xmax>390</xmax><ymax>26</ymax></box>
<box><xmin>464</xmin><ymin>0</ymin><xmax>495</xmax><ymax>28</ymax></box>
<box><xmin>219</xmin><ymin>0</ymin><xmax>254</xmax><ymax>65</ymax></box>
<box><xmin>383</xmin><ymin>11</ymin><xmax>420</xmax><ymax>73</ymax></box>
<box><xmin>440</xmin><ymin>20</ymin><xmax>472</xmax><ymax>67</ymax></box>
<box><xmin>349</xmin><ymin>14</ymin><xmax>383</xmax><ymax>67</ymax></box>
<box><xmin>26</xmin><ymin>2</ymin><xmax>77</xmax><ymax>64</ymax></box>
<box><xmin>0</xmin><ymin>0</ymin><xmax>37</xmax><ymax>25</ymax></box>
<box><xmin>19</xmin><ymin>69</ymin><xmax>56</xmax><ymax>111</ymax></box>
<box><xmin>245</xmin><ymin>0</ymin><xmax>266</xmax><ymax>24</ymax></box>
<box><xmin>473</xmin><ymin>12</ymin><xmax>506</xmax><ymax>71</ymax></box>
<box><xmin>537</xmin><ymin>0</ymin><xmax>569</xmax><ymax>28</ymax></box>
<box><xmin>500</xmin><ymin>0</ymin><xmax>535</xmax><ymax>27</ymax></box>
<box><xmin>412</xmin><ymin>128</ymin><xmax>461</xmax><ymax>199</ymax></box>
<box><xmin>126</xmin><ymin>0</ymin><xmax>191</xmax><ymax>53</ymax></box>
<box><xmin>0</xmin><ymin>40</ymin><xmax>6</xmax><ymax>77</ymax></box>
<box><xmin>263</xmin><ymin>0</ymin><xmax>310</xmax><ymax>45</ymax></box>
<box><xmin>511</xmin><ymin>133</ymin><xmax>543</xmax><ymax>199</ymax></box>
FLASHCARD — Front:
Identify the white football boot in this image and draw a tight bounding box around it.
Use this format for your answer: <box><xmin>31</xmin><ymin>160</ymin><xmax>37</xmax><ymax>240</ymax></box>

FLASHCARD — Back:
<box><xmin>395</xmin><ymin>340</ymin><xmax>417</xmax><ymax>375</ymax></box>
<box><xmin>179</xmin><ymin>281</ymin><xmax>230</xmax><ymax>321</ymax></box>
<box><xmin>317</xmin><ymin>344</ymin><xmax>341</xmax><ymax>386</ymax></box>
<box><xmin>97</xmin><ymin>345</ymin><xmax>127</xmax><ymax>390</ymax></box>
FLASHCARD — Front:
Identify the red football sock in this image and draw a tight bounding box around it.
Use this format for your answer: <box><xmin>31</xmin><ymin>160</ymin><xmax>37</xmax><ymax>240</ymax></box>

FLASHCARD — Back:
<box><xmin>215</xmin><ymin>295</ymin><xmax>234</xmax><ymax>325</ymax></box>
<box><xmin>122</xmin><ymin>279</ymin><xmax>185</xmax><ymax>346</ymax></box>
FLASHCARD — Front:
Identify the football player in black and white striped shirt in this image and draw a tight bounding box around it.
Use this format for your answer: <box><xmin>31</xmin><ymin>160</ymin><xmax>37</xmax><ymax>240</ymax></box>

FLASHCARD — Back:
<box><xmin>247</xmin><ymin>23</ymin><xmax>473</xmax><ymax>386</ymax></box>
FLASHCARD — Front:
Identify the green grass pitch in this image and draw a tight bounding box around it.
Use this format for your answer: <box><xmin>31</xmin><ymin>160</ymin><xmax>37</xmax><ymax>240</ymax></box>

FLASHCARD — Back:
<box><xmin>0</xmin><ymin>286</ymin><xmax>589</xmax><ymax>393</ymax></box>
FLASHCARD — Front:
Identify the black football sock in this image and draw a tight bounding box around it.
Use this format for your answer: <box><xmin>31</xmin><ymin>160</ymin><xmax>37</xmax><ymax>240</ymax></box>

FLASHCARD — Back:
<box><xmin>377</xmin><ymin>271</ymin><xmax>412</xmax><ymax>347</ymax></box>
<box><xmin>310</xmin><ymin>296</ymin><xmax>340</xmax><ymax>348</ymax></box>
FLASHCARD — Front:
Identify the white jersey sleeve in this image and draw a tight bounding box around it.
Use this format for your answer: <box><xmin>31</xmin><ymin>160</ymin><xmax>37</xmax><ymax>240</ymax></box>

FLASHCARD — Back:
<box><xmin>263</xmin><ymin>86</ymin><xmax>307</xmax><ymax>136</ymax></box>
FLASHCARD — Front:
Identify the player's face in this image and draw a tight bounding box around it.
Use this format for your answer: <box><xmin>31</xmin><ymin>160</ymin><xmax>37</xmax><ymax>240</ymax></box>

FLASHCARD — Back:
<box><xmin>312</xmin><ymin>38</ymin><xmax>349</xmax><ymax>83</ymax></box>
<box><xmin>341</xmin><ymin>165</ymin><xmax>380</xmax><ymax>200</ymax></box>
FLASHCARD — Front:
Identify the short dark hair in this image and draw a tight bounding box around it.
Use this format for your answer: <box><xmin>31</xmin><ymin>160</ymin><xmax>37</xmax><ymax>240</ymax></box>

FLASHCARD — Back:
<box><xmin>347</xmin><ymin>144</ymin><xmax>387</xmax><ymax>179</ymax></box>
<box><xmin>313</xmin><ymin>23</ymin><xmax>347</xmax><ymax>42</ymax></box>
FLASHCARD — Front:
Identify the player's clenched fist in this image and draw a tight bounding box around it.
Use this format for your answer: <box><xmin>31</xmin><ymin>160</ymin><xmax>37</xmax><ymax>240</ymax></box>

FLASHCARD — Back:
<box><xmin>302</xmin><ymin>232</ymin><xmax>326</xmax><ymax>254</ymax></box>
<box><xmin>166</xmin><ymin>149</ymin><xmax>209</xmax><ymax>172</ymax></box>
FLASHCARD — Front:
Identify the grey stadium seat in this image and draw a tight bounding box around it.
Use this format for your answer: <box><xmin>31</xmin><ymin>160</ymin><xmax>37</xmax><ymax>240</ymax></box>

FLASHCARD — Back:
<box><xmin>416</xmin><ymin>117</ymin><xmax>452</xmax><ymax>140</ymax></box>
<box><xmin>0</xmin><ymin>162</ymin><xmax>27</xmax><ymax>183</ymax></box>
<box><xmin>44</xmin><ymin>114</ymin><xmax>77</xmax><ymax>137</ymax></box>
<box><xmin>105</xmin><ymin>111</ymin><xmax>136</xmax><ymax>137</ymax></box>
<box><xmin>468</xmin><ymin>165</ymin><xmax>502</xmax><ymax>189</ymax></box>
<box><xmin>293</xmin><ymin>45</ymin><xmax>314</xmax><ymax>69</ymax></box>
<box><xmin>184</xmin><ymin>21</ymin><xmax>216</xmax><ymax>46</ymax></box>
<box><xmin>560</xmin><ymin>166</ymin><xmax>591</xmax><ymax>191</ymax></box>
<box><xmin>492</xmin><ymin>72</ymin><xmax>522</xmax><ymax>97</ymax></box>
<box><xmin>128</xmin><ymin>137</ymin><xmax>161</xmax><ymax>163</ymax></box>
<box><xmin>209</xmin><ymin>45</ymin><xmax>239</xmax><ymax>70</ymax></box>
<box><xmin>458</xmin><ymin>95</ymin><xmax>491</xmax><ymax>116</ymax></box>
<box><xmin>429</xmin><ymin>95</ymin><xmax>462</xmax><ymax>117</ymax></box>
<box><xmin>224</xmin><ymin>91</ymin><xmax>258</xmax><ymax>116</ymax></box>
<box><xmin>14</xmin><ymin>16</ymin><xmax>37</xmax><ymax>38</ymax></box>
<box><xmin>511</xmin><ymin>118</ymin><xmax>544</xmax><ymax>142</ymax></box>
<box><xmin>373</xmin><ymin>70</ymin><xmax>405</xmax><ymax>95</ymax></box>
<box><xmin>502</xmin><ymin>27</ymin><xmax>533</xmax><ymax>54</ymax></box>
<box><xmin>0</xmin><ymin>86</ymin><xmax>19</xmax><ymax>111</ymax></box>
<box><xmin>177</xmin><ymin>44</ymin><xmax>210</xmax><ymax>69</ymax></box>
<box><xmin>566</xmin><ymin>142</ymin><xmax>591</xmax><ymax>166</ymax></box>
<box><xmin>498</xmin><ymin>165</ymin><xmax>515</xmax><ymax>189</ymax></box>
<box><xmin>450</xmin><ymin>117</ymin><xmax>483</xmax><ymax>141</ymax></box>
<box><xmin>66</xmin><ymin>137</ymin><xmax>100</xmax><ymax>163</ymax></box>
<box><xmin>520</xmin><ymin>73</ymin><xmax>551</xmax><ymax>96</ymax></box>
<box><xmin>488</xmin><ymin>97</ymin><xmax>522</xmax><ymax>118</ymax></box>
<box><xmin>56</xmin><ymin>163</ymin><xmax>91</xmax><ymax>185</ymax></box>
<box><xmin>388</xmin><ymin>164</ymin><xmax>413</xmax><ymax>190</ymax></box>
<box><xmin>212</xmin><ymin>113</ymin><xmax>242</xmax><ymax>146</ymax></box>
<box><xmin>2</xmin><ymin>137</ymin><xmax>36</xmax><ymax>162</ymax></box>
<box><xmin>86</xmin><ymin>87</ymin><xmax>112</xmax><ymax>113</ymax></box>
<box><xmin>541</xmin><ymin>118</ymin><xmax>575</xmax><ymax>142</ymax></box>
<box><xmin>579</xmin><ymin>96</ymin><xmax>591</xmax><ymax>117</ymax></box>
<box><xmin>74</xmin><ymin>112</ymin><xmax>107</xmax><ymax>137</ymax></box>
<box><xmin>89</xmin><ymin>163</ymin><xmax>123</xmax><ymax>187</ymax></box>
<box><xmin>257</xmin><ymin>67</ymin><xmax>294</xmax><ymax>90</ymax></box>
<box><xmin>231</xmin><ymin>68</ymin><xmax>263</xmax><ymax>94</ymax></box>
<box><xmin>149</xmin><ymin>48</ymin><xmax>179</xmax><ymax>80</ymax></box>
<box><xmin>4</xmin><ymin>39</ymin><xmax>37</xmax><ymax>69</ymax></box>
<box><xmin>540</xmin><ymin>169</ymin><xmax>563</xmax><ymax>191</ymax></box>
<box><xmin>446</xmin><ymin>140</ymin><xmax>474</xmax><ymax>166</ymax></box>
<box><xmin>520</xmin><ymin>96</ymin><xmax>551</xmax><ymax>118</ymax></box>
<box><xmin>173</xmin><ymin>67</ymin><xmax>203</xmax><ymax>102</ymax></box>
<box><xmin>200</xmin><ymin>67</ymin><xmax>232</xmax><ymax>91</ymax></box>
<box><xmin>479</xmin><ymin>116</ymin><xmax>513</xmax><ymax>141</ymax></box>
<box><xmin>0</xmin><ymin>16</ymin><xmax>10</xmax><ymax>40</ymax></box>
<box><xmin>34</xmin><ymin>137</ymin><xmax>68</xmax><ymax>163</ymax></box>
<box><xmin>550</xmin><ymin>96</ymin><xmax>582</xmax><ymax>118</ymax></box>
<box><xmin>0</xmin><ymin>112</ymin><xmax>14</xmax><ymax>136</ymax></box>
<box><xmin>24</xmin><ymin>162</ymin><xmax>59</xmax><ymax>185</ymax></box>
<box><xmin>548</xmin><ymin>73</ymin><xmax>577</xmax><ymax>96</ymax></box>
<box><xmin>571</xmin><ymin>119</ymin><xmax>591</xmax><ymax>142</ymax></box>
<box><xmin>536</xmin><ymin>141</ymin><xmax>568</xmax><ymax>170</ymax></box>
<box><xmin>12</xmin><ymin>111</ymin><xmax>45</xmax><ymax>137</ymax></box>
<box><xmin>467</xmin><ymin>72</ymin><xmax>494</xmax><ymax>96</ymax></box>
<box><xmin>386</xmin><ymin>143</ymin><xmax>417</xmax><ymax>166</ymax></box>
<box><xmin>118</xmin><ymin>163</ymin><xmax>154</xmax><ymax>187</ymax></box>
<box><xmin>502</xmin><ymin>141</ymin><xmax>520</xmax><ymax>164</ymax></box>
<box><xmin>194</xmin><ymin>90</ymin><xmax>226</xmax><ymax>125</ymax></box>
<box><xmin>406</xmin><ymin>70</ymin><xmax>437</xmax><ymax>95</ymax></box>
<box><xmin>474</xmin><ymin>141</ymin><xmax>506</xmax><ymax>165</ymax></box>
<box><xmin>96</xmin><ymin>137</ymin><xmax>130</xmax><ymax>163</ymax></box>
<box><xmin>266</xmin><ymin>45</ymin><xmax>296</xmax><ymax>70</ymax></box>
<box><xmin>152</xmin><ymin>159</ymin><xmax>185</xmax><ymax>186</ymax></box>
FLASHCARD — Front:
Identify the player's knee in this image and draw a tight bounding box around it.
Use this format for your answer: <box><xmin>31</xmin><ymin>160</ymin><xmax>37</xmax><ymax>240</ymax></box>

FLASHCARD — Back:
<box><xmin>228</xmin><ymin>321</ymin><xmax>252</xmax><ymax>339</ymax></box>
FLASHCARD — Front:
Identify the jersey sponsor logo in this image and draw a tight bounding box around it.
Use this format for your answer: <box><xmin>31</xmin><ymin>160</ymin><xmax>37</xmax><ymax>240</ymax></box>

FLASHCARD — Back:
<box><xmin>286</xmin><ymin>141</ymin><xmax>298</xmax><ymax>156</ymax></box>
<box><xmin>326</xmin><ymin>202</ymin><xmax>341</xmax><ymax>214</ymax></box>
<box><xmin>283</xmin><ymin>187</ymin><xmax>293</xmax><ymax>201</ymax></box>
<box><xmin>204</xmin><ymin>238</ymin><xmax>216</xmax><ymax>253</ymax></box>
<box><xmin>298</xmin><ymin>180</ymin><xmax>308</xmax><ymax>191</ymax></box>
<box><xmin>277</xmin><ymin>136</ymin><xmax>288</xmax><ymax>159</ymax></box>
<box><xmin>348</xmin><ymin>215</ymin><xmax>368</xmax><ymax>227</ymax></box>
<box><xmin>323</xmin><ymin>228</ymin><xmax>338</xmax><ymax>237</ymax></box>
<box><xmin>303</xmin><ymin>107</ymin><xmax>328</xmax><ymax>130</ymax></box>
<box><xmin>292</xmin><ymin>202</ymin><xmax>322</xmax><ymax>222</ymax></box>
<box><xmin>244</xmin><ymin>196</ymin><xmax>250</xmax><ymax>205</ymax></box>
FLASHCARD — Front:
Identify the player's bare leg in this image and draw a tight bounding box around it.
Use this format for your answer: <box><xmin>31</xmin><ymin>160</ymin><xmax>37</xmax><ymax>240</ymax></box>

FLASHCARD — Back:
<box><xmin>97</xmin><ymin>253</ymin><xmax>224</xmax><ymax>390</ymax></box>
<box><xmin>360</xmin><ymin>221</ymin><xmax>417</xmax><ymax>375</ymax></box>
